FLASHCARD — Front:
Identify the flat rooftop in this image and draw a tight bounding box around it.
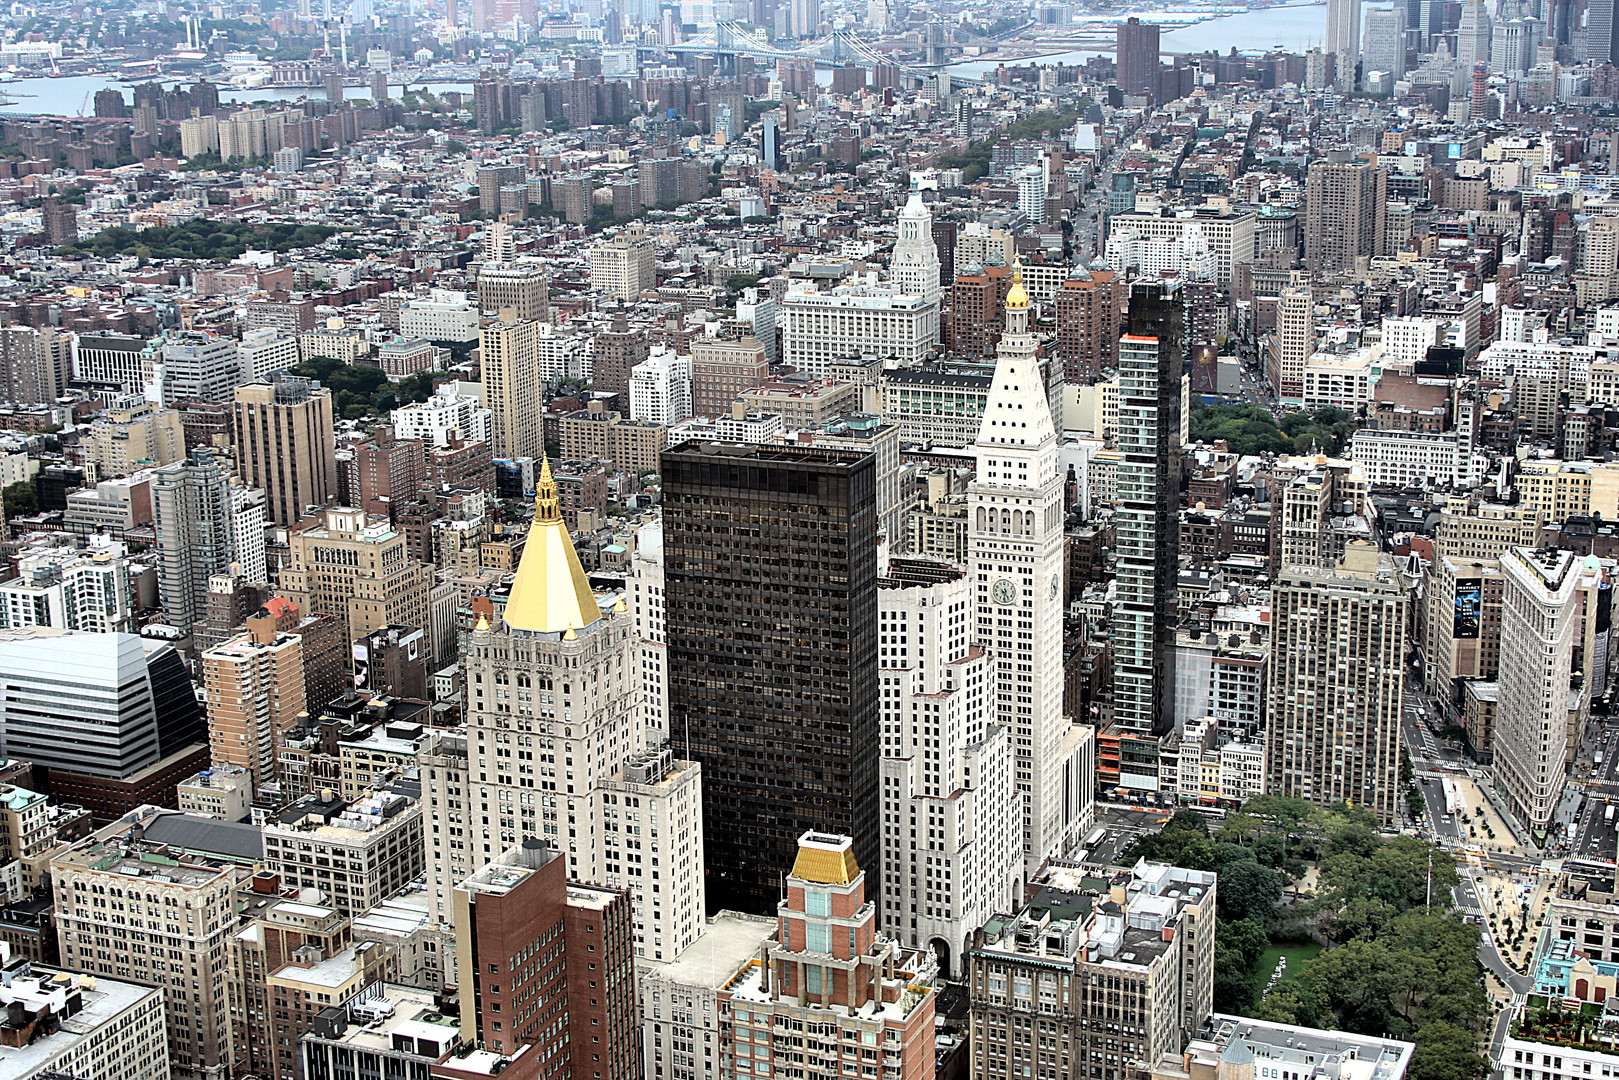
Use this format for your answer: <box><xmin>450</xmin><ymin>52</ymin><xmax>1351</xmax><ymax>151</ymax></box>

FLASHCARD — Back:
<box><xmin>643</xmin><ymin>911</ymin><xmax>776</xmax><ymax>990</ymax></box>
<box><xmin>0</xmin><ymin>968</ymin><xmax>160</xmax><ymax>1077</ymax></box>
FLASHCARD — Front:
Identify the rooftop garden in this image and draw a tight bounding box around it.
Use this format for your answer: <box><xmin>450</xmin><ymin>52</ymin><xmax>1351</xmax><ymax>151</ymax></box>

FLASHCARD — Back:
<box><xmin>1514</xmin><ymin>997</ymin><xmax>1618</xmax><ymax>1052</ymax></box>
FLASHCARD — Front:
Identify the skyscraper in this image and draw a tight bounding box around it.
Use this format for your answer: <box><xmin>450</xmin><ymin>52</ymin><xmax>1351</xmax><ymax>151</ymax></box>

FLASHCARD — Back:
<box><xmin>1304</xmin><ymin>154</ymin><xmax>1387</xmax><ymax>276</ymax></box>
<box><xmin>1055</xmin><ymin>267</ymin><xmax>1121</xmax><ymax>383</ymax></box>
<box><xmin>760</xmin><ymin>115</ymin><xmax>781</xmax><ymax>171</ymax></box>
<box><xmin>1457</xmin><ymin>0</ymin><xmax>1494</xmax><ymax>72</ymax></box>
<box><xmin>480</xmin><ymin>311</ymin><xmax>543</xmax><ymax>460</ymax></box>
<box><xmin>1587</xmin><ymin>0</ymin><xmax>1618</xmax><ymax>62</ymax></box>
<box><xmin>153</xmin><ymin>449</ymin><xmax>260</xmax><ymax>632</ymax></box>
<box><xmin>878</xmin><ymin>560</ymin><xmax>1019</xmax><ymax>976</ymax></box>
<box><xmin>1364</xmin><ymin>6</ymin><xmax>1409</xmax><ymax>78</ymax></box>
<box><xmin>891</xmin><ymin>178</ymin><xmax>941</xmax><ymax>307</ymax></box>
<box><xmin>443</xmin><ymin>463</ymin><xmax>705</xmax><ymax>962</ymax></box>
<box><xmin>1115</xmin><ymin>17</ymin><xmax>1160</xmax><ymax>96</ymax></box>
<box><xmin>969</xmin><ymin>266</ymin><xmax>1095</xmax><ymax>871</ymax></box>
<box><xmin>1105</xmin><ymin>282</ymin><xmax>1184</xmax><ymax>792</ymax></box>
<box><xmin>476</xmin><ymin>261</ymin><xmax>550</xmax><ymax>322</ymax></box>
<box><xmin>1265</xmin><ymin>542</ymin><xmax>1406</xmax><ymax>822</ymax></box>
<box><xmin>1326</xmin><ymin>0</ymin><xmax>1362</xmax><ymax>86</ymax></box>
<box><xmin>1494</xmin><ymin>547</ymin><xmax>1580</xmax><ymax>833</ymax></box>
<box><xmin>663</xmin><ymin>441</ymin><xmax>879</xmax><ymax>913</ymax></box>
<box><xmin>232</xmin><ymin>373</ymin><xmax>337</xmax><ymax>527</ymax></box>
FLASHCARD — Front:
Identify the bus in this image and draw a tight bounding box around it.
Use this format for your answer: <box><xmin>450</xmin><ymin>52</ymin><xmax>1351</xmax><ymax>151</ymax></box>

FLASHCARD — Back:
<box><xmin>1085</xmin><ymin>828</ymin><xmax>1107</xmax><ymax>850</ymax></box>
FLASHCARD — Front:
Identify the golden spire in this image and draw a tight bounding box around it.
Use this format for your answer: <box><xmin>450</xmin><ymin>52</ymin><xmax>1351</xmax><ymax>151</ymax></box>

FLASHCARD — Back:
<box><xmin>502</xmin><ymin>456</ymin><xmax>603</xmax><ymax>635</ymax></box>
<box><xmin>474</xmin><ymin>612</ymin><xmax>491</xmax><ymax>633</ymax></box>
<box><xmin>535</xmin><ymin>456</ymin><xmax>562</xmax><ymax>524</ymax></box>
<box><xmin>1006</xmin><ymin>260</ymin><xmax>1029</xmax><ymax>310</ymax></box>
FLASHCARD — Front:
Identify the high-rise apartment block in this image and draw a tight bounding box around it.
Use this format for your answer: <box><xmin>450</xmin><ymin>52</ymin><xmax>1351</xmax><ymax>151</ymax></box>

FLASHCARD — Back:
<box><xmin>590</xmin><ymin>224</ymin><xmax>658</xmax><ymax>302</ymax></box>
<box><xmin>1305</xmin><ymin>155</ymin><xmax>1387</xmax><ymax>275</ymax></box>
<box><xmin>968</xmin><ymin>860</ymin><xmax>1217</xmax><ymax>1080</ymax></box>
<box><xmin>203</xmin><ymin>618</ymin><xmax>306</xmax><ymax>789</ymax></box>
<box><xmin>663</xmin><ymin>441</ymin><xmax>879</xmax><ymax>913</ymax></box>
<box><xmin>0</xmin><ymin>326</ymin><xmax>69</xmax><ymax>408</ymax></box>
<box><xmin>153</xmin><ymin>449</ymin><xmax>264</xmax><ymax>633</ymax></box>
<box><xmin>453</xmin><ymin>839</ymin><xmax>637</xmax><ymax>1076</ymax></box>
<box><xmin>878</xmin><ymin>559</ymin><xmax>1018</xmax><ymax>976</ymax></box>
<box><xmin>0</xmin><ymin>546</ymin><xmax>137</xmax><ymax>634</ymax></box>
<box><xmin>1495</xmin><ymin>547</ymin><xmax>1581</xmax><ymax>833</ymax></box>
<box><xmin>1265</xmin><ymin>542</ymin><xmax>1406</xmax><ymax>822</ymax></box>
<box><xmin>1116</xmin><ymin>17</ymin><xmax>1161</xmax><ymax>96</ymax></box>
<box><xmin>716</xmin><ymin>833</ymin><xmax>939</xmax><ymax>1080</ymax></box>
<box><xmin>630</xmin><ymin>347</ymin><xmax>694</xmax><ymax>426</ymax></box>
<box><xmin>970</xmin><ymin>268</ymin><xmax>1096</xmax><ymax>867</ymax></box>
<box><xmin>480</xmin><ymin>312</ymin><xmax>544</xmax><ymax>460</ymax></box>
<box><xmin>1106</xmin><ymin>283</ymin><xmax>1184</xmax><ymax>792</ymax></box>
<box><xmin>1055</xmin><ymin>267</ymin><xmax>1121</xmax><ymax>383</ymax></box>
<box><xmin>477</xmin><ymin>261</ymin><xmax>551</xmax><ymax>323</ymax></box>
<box><xmin>233</xmin><ymin>374</ymin><xmax>338</xmax><ymax>527</ymax></box>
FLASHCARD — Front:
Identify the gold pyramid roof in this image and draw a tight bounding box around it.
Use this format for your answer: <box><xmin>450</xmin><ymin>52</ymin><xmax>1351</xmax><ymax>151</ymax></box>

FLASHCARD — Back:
<box><xmin>789</xmin><ymin>836</ymin><xmax>860</xmax><ymax>886</ymax></box>
<box><xmin>503</xmin><ymin>459</ymin><xmax>602</xmax><ymax>635</ymax></box>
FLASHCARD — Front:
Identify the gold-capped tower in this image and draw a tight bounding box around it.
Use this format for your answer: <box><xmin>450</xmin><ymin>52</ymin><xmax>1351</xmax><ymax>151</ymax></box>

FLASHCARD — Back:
<box><xmin>502</xmin><ymin>458</ymin><xmax>602</xmax><ymax>634</ymax></box>
<box><xmin>1006</xmin><ymin>261</ymin><xmax>1029</xmax><ymax>310</ymax></box>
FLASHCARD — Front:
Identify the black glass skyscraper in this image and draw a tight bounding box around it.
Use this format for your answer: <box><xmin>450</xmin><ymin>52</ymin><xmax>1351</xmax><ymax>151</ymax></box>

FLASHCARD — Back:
<box><xmin>661</xmin><ymin>442</ymin><xmax>879</xmax><ymax>914</ymax></box>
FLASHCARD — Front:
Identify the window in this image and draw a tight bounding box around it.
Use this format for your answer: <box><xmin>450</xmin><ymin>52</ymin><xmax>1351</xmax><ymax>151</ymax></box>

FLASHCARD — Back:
<box><xmin>805</xmin><ymin>891</ymin><xmax>830</xmax><ymax>917</ymax></box>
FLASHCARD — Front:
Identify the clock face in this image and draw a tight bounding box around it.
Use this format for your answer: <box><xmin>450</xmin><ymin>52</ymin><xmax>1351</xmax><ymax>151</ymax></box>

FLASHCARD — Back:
<box><xmin>1050</xmin><ymin>575</ymin><xmax>1061</xmax><ymax>600</ymax></box>
<box><xmin>993</xmin><ymin>579</ymin><xmax>1017</xmax><ymax>606</ymax></box>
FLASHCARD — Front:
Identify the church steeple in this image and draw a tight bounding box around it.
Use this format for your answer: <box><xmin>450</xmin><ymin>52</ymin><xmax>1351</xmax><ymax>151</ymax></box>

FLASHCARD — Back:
<box><xmin>503</xmin><ymin>458</ymin><xmax>603</xmax><ymax>634</ymax></box>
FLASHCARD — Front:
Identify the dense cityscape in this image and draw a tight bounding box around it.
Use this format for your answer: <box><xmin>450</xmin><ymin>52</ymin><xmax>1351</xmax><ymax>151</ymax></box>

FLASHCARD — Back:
<box><xmin>0</xmin><ymin>0</ymin><xmax>1610</xmax><ymax>1077</ymax></box>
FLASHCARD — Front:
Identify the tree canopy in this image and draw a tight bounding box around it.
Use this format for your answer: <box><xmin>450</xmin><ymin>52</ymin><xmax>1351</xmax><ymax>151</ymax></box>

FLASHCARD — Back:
<box><xmin>1190</xmin><ymin>403</ymin><xmax>1360</xmax><ymax>456</ymax></box>
<box><xmin>63</xmin><ymin>219</ymin><xmax>345</xmax><ymax>262</ymax></box>
<box><xmin>1120</xmin><ymin>797</ymin><xmax>1487</xmax><ymax>1080</ymax></box>
<box><xmin>291</xmin><ymin>356</ymin><xmax>437</xmax><ymax>421</ymax></box>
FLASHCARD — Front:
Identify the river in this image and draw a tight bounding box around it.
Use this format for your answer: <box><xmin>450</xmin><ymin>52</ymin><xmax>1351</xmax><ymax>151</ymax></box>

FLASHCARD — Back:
<box><xmin>0</xmin><ymin>73</ymin><xmax>476</xmax><ymax>117</ymax></box>
<box><xmin>3</xmin><ymin>5</ymin><xmax>1337</xmax><ymax>118</ymax></box>
<box><xmin>946</xmin><ymin>2</ymin><xmax>1337</xmax><ymax>76</ymax></box>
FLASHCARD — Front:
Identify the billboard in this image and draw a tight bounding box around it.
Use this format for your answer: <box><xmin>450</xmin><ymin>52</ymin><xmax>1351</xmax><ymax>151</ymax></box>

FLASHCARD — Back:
<box><xmin>353</xmin><ymin>642</ymin><xmax>370</xmax><ymax>691</ymax></box>
<box><xmin>1453</xmin><ymin>578</ymin><xmax>1482</xmax><ymax>639</ymax></box>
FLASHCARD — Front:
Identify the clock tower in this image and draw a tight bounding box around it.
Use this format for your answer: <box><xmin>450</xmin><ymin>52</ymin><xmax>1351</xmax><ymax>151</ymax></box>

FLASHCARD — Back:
<box><xmin>968</xmin><ymin>265</ymin><xmax>1095</xmax><ymax>876</ymax></box>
